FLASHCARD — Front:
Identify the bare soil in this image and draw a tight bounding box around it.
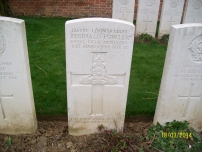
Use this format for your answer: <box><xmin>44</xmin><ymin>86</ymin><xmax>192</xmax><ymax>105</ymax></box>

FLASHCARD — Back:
<box><xmin>0</xmin><ymin>115</ymin><xmax>167</xmax><ymax>152</ymax></box>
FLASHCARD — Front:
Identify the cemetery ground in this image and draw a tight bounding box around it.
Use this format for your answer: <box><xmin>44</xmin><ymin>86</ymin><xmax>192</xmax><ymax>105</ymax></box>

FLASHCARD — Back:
<box><xmin>0</xmin><ymin>115</ymin><xmax>202</xmax><ymax>151</ymax></box>
<box><xmin>0</xmin><ymin>17</ymin><xmax>202</xmax><ymax>151</ymax></box>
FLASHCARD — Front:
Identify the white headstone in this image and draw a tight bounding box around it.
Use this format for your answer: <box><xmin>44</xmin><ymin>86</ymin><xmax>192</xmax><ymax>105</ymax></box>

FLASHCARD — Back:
<box><xmin>112</xmin><ymin>0</ymin><xmax>135</xmax><ymax>23</ymax></box>
<box><xmin>182</xmin><ymin>0</ymin><xmax>202</xmax><ymax>23</ymax></box>
<box><xmin>0</xmin><ymin>17</ymin><xmax>37</xmax><ymax>134</ymax></box>
<box><xmin>154</xmin><ymin>24</ymin><xmax>202</xmax><ymax>131</ymax></box>
<box><xmin>66</xmin><ymin>18</ymin><xmax>135</xmax><ymax>136</ymax></box>
<box><xmin>135</xmin><ymin>0</ymin><xmax>160</xmax><ymax>37</ymax></box>
<box><xmin>158</xmin><ymin>0</ymin><xmax>185</xmax><ymax>39</ymax></box>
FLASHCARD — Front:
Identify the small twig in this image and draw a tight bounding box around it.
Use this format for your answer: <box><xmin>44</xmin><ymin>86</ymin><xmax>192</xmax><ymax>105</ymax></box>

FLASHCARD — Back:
<box><xmin>36</xmin><ymin>36</ymin><xmax>52</xmax><ymax>43</ymax></box>
<box><xmin>146</xmin><ymin>92</ymin><xmax>158</xmax><ymax>95</ymax></box>
<box><xmin>41</xmin><ymin>36</ymin><xmax>53</xmax><ymax>40</ymax></box>
<box><xmin>61</xmin><ymin>125</ymin><xmax>67</xmax><ymax>133</ymax></box>
<box><xmin>52</xmin><ymin>125</ymin><xmax>67</xmax><ymax>144</ymax></box>
<box><xmin>154</xmin><ymin>147</ymin><xmax>164</xmax><ymax>152</ymax></box>
<box><xmin>130</xmin><ymin>143</ymin><xmax>139</xmax><ymax>150</ymax></box>
<box><xmin>53</xmin><ymin>133</ymin><xmax>63</xmax><ymax>143</ymax></box>
<box><xmin>36</xmin><ymin>64</ymin><xmax>47</xmax><ymax>76</ymax></box>
<box><xmin>142</xmin><ymin>97</ymin><xmax>157</xmax><ymax>100</ymax></box>
<box><xmin>145</xmin><ymin>141</ymin><xmax>151</xmax><ymax>144</ymax></box>
<box><xmin>95</xmin><ymin>138</ymin><xmax>104</xmax><ymax>144</ymax></box>
<box><xmin>143</xmin><ymin>92</ymin><xmax>158</xmax><ymax>100</ymax></box>
<box><xmin>149</xmin><ymin>132</ymin><xmax>156</xmax><ymax>147</ymax></box>
<box><xmin>102</xmin><ymin>138</ymin><xmax>109</xmax><ymax>146</ymax></box>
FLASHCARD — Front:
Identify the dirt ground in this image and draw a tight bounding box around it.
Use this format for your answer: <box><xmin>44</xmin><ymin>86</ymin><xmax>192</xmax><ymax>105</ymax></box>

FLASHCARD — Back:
<box><xmin>0</xmin><ymin>115</ymin><xmax>191</xmax><ymax>152</ymax></box>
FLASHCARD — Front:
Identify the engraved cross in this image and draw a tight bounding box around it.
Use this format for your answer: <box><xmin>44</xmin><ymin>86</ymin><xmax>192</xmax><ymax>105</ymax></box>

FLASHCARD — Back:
<box><xmin>193</xmin><ymin>18</ymin><xmax>196</xmax><ymax>23</ymax></box>
<box><xmin>167</xmin><ymin>16</ymin><xmax>175</xmax><ymax>30</ymax></box>
<box><xmin>0</xmin><ymin>94</ymin><xmax>13</xmax><ymax>119</ymax></box>
<box><xmin>178</xmin><ymin>84</ymin><xmax>201</xmax><ymax>118</ymax></box>
<box><xmin>121</xmin><ymin>14</ymin><xmax>128</xmax><ymax>21</ymax></box>
<box><xmin>143</xmin><ymin>15</ymin><xmax>152</xmax><ymax>32</ymax></box>
<box><xmin>70</xmin><ymin>53</ymin><xmax>125</xmax><ymax>116</ymax></box>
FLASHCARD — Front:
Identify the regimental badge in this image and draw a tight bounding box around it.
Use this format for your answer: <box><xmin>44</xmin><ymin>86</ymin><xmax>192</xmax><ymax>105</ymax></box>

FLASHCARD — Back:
<box><xmin>169</xmin><ymin>0</ymin><xmax>179</xmax><ymax>8</ymax></box>
<box><xmin>145</xmin><ymin>0</ymin><xmax>155</xmax><ymax>7</ymax></box>
<box><xmin>93</xmin><ymin>67</ymin><xmax>106</xmax><ymax>79</ymax></box>
<box><xmin>92</xmin><ymin>55</ymin><xmax>106</xmax><ymax>79</ymax></box>
<box><xmin>119</xmin><ymin>0</ymin><xmax>130</xmax><ymax>5</ymax></box>
<box><xmin>193</xmin><ymin>0</ymin><xmax>202</xmax><ymax>10</ymax></box>
<box><xmin>0</xmin><ymin>32</ymin><xmax>6</xmax><ymax>56</ymax></box>
<box><xmin>80</xmin><ymin>55</ymin><xmax>117</xmax><ymax>85</ymax></box>
<box><xmin>188</xmin><ymin>35</ymin><xmax>202</xmax><ymax>63</ymax></box>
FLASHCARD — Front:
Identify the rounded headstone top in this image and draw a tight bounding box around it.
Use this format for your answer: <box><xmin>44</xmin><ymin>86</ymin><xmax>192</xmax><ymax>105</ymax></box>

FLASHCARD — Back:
<box><xmin>65</xmin><ymin>18</ymin><xmax>134</xmax><ymax>27</ymax></box>
<box><xmin>172</xmin><ymin>23</ymin><xmax>202</xmax><ymax>29</ymax></box>
<box><xmin>0</xmin><ymin>17</ymin><xmax>24</xmax><ymax>24</ymax></box>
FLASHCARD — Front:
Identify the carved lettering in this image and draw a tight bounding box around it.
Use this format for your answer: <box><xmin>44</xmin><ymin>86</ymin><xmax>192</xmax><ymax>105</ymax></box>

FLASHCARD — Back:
<box><xmin>69</xmin><ymin>117</ymin><xmax>124</xmax><ymax>124</ymax></box>
<box><xmin>0</xmin><ymin>62</ymin><xmax>17</xmax><ymax>79</ymax></box>
<box><xmin>171</xmin><ymin>65</ymin><xmax>202</xmax><ymax>81</ymax></box>
<box><xmin>119</xmin><ymin>0</ymin><xmax>129</xmax><ymax>5</ymax></box>
<box><xmin>69</xmin><ymin>28</ymin><xmax>133</xmax><ymax>50</ymax></box>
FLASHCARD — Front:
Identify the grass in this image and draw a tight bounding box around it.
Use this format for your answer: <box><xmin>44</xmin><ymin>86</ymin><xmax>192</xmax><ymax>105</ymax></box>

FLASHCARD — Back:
<box><xmin>127</xmin><ymin>42</ymin><xmax>166</xmax><ymax>116</ymax></box>
<box><xmin>20</xmin><ymin>17</ymin><xmax>167</xmax><ymax>116</ymax></box>
<box><xmin>23</xmin><ymin>17</ymin><xmax>68</xmax><ymax>115</ymax></box>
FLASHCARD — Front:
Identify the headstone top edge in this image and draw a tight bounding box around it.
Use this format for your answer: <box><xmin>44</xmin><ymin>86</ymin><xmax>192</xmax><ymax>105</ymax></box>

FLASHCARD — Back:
<box><xmin>65</xmin><ymin>18</ymin><xmax>134</xmax><ymax>27</ymax></box>
<box><xmin>172</xmin><ymin>23</ymin><xmax>202</xmax><ymax>29</ymax></box>
<box><xmin>0</xmin><ymin>16</ymin><xmax>24</xmax><ymax>24</ymax></box>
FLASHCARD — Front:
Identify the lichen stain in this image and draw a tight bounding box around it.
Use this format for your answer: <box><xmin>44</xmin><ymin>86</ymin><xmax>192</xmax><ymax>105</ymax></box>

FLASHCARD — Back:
<box><xmin>69</xmin><ymin>125</ymin><xmax>87</xmax><ymax>136</ymax></box>
<box><xmin>0</xmin><ymin>113</ymin><xmax>37</xmax><ymax>135</ymax></box>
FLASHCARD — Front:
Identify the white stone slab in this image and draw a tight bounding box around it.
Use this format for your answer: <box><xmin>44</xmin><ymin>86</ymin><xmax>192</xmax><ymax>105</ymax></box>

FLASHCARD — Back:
<box><xmin>112</xmin><ymin>0</ymin><xmax>135</xmax><ymax>23</ymax></box>
<box><xmin>154</xmin><ymin>24</ymin><xmax>202</xmax><ymax>131</ymax></box>
<box><xmin>182</xmin><ymin>0</ymin><xmax>202</xmax><ymax>23</ymax></box>
<box><xmin>0</xmin><ymin>17</ymin><xmax>37</xmax><ymax>134</ymax></box>
<box><xmin>135</xmin><ymin>0</ymin><xmax>160</xmax><ymax>37</ymax></box>
<box><xmin>158</xmin><ymin>0</ymin><xmax>185</xmax><ymax>39</ymax></box>
<box><xmin>66</xmin><ymin>18</ymin><xmax>135</xmax><ymax>136</ymax></box>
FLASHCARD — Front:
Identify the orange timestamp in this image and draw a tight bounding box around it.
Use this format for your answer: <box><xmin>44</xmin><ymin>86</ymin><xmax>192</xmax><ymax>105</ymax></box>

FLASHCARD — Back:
<box><xmin>162</xmin><ymin>132</ymin><xmax>193</xmax><ymax>139</ymax></box>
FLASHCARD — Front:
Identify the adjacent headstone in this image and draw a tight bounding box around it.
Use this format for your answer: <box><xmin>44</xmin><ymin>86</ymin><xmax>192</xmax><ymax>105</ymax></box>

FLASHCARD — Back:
<box><xmin>0</xmin><ymin>17</ymin><xmax>37</xmax><ymax>134</ymax></box>
<box><xmin>112</xmin><ymin>0</ymin><xmax>135</xmax><ymax>23</ymax></box>
<box><xmin>182</xmin><ymin>0</ymin><xmax>202</xmax><ymax>23</ymax></box>
<box><xmin>66</xmin><ymin>18</ymin><xmax>135</xmax><ymax>135</ymax></box>
<box><xmin>158</xmin><ymin>0</ymin><xmax>185</xmax><ymax>39</ymax></box>
<box><xmin>135</xmin><ymin>0</ymin><xmax>160</xmax><ymax>37</ymax></box>
<box><xmin>154</xmin><ymin>24</ymin><xmax>202</xmax><ymax>131</ymax></box>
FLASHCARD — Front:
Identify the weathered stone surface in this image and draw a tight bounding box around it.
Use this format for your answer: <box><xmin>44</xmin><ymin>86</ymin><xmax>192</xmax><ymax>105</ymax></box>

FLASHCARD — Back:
<box><xmin>158</xmin><ymin>0</ymin><xmax>185</xmax><ymax>38</ymax></box>
<box><xmin>65</xmin><ymin>18</ymin><xmax>135</xmax><ymax>135</ymax></box>
<box><xmin>154</xmin><ymin>24</ymin><xmax>202</xmax><ymax>131</ymax></box>
<box><xmin>135</xmin><ymin>0</ymin><xmax>160</xmax><ymax>37</ymax></box>
<box><xmin>183</xmin><ymin>0</ymin><xmax>202</xmax><ymax>23</ymax></box>
<box><xmin>112</xmin><ymin>0</ymin><xmax>135</xmax><ymax>23</ymax></box>
<box><xmin>0</xmin><ymin>17</ymin><xmax>37</xmax><ymax>134</ymax></box>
